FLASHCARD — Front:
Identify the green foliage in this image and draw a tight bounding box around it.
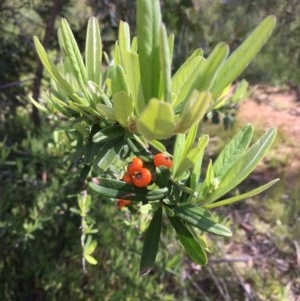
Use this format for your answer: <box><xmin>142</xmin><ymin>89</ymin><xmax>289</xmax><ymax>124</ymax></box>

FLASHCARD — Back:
<box><xmin>31</xmin><ymin>0</ymin><xmax>278</xmax><ymax>276</ymax></box>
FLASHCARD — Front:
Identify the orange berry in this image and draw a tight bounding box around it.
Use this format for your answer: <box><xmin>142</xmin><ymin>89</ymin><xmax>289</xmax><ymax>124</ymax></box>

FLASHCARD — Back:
<box><xmin>132</xmin><ymin>168</ymin><xmax>152</xmax><ymax>188</ymax></box>
<box><xmin>127</xmin><ymin>157</ymin><xmax>144</xmax><ymax>175</ymax></box>
<box><xmin>122</xmin><ymin>173</ymin><xmax>133</xmax><ymax>184</ymax></box>
<box><xmin>117</xmin><ymin>199</ymin><xmax>132</xmax><ymax>209</ymax></box>
<box><xmin>153</xmin><ymin>153</ymin><xmax>172</xmax><ymax>169</ymax></box>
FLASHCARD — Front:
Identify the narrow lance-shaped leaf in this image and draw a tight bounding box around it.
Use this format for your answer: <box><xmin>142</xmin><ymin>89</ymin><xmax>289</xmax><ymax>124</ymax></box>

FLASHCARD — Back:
<box><xmin>137</xmin><ymin>0</ymin><xmax>161</xmax><ymax>102</ymax></box>
<box><xmin>168</xmin><ymin>215</ymin><xmax>207</xmax><ymax>265</ymax></box>
<box><xmin>59</xmin><ymin>19</ymin><xmax>88</xmax><ymax>95</ymax></box>
<box><xmin>85</xmin><ymin>17</ymin><xmax>102</xmax><ymax>85</ymax></box>
<box><xmin>175</xmin><ymin>90</ymin><xmax>211</xmax><ymax>133</ymax></box>
<box><xmin>213</xmin><ymin>124</ymin><xmax>253</xmax><ymax>179</ymax></box>
<box><xmin>140</xmin><ymin>207</ymin><xmax>162</xmax><ymax>277</ymax></box>
<box><xmin>173</xmin><ymin>204</ymin><xmax>232</xmax><ymax>237</ymax></box>
<box><xmin>159</xmin><ymin>24</ymin><xmax>172</xmax><ymax>103</ymax></box>
<box><xmin>211</xmin><ymin>15</ymin><xmax>276</xmax><ymax>98</ymax></box>
<box><xmin>174</xmin><ymin>135</ymin><xmax>209</xmax><ymax>179</ymax></box>
<box><xmin>208</xmin><ymin>127</ymin><xmax>277</xmax><ymax>202</ymax></box>
<box><xmin>33</xmin><ymin>37</ymin><xmax>74</xmax><ymax>95</ymax></box>
<box><xmin>195</xmin><ymin>42</ymin><xmax>229</xmax><ymax>91</ymax></box>
<box><xmin>172</xmin><ymin>56</ymin><xmax>204</xmax><ymax>108</ymax></box>
<box><xmin>204</xmin><ymin>179</ymin><xmax>279</xmax><ymax>209</ymax></box>
<box><xmin>109</xmin><ymin>65</ymin><xmax>129</xmax><ymax>96</ymax></box>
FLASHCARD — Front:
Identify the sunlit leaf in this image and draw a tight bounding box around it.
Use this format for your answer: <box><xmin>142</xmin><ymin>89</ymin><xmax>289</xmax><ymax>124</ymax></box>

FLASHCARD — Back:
<box><xmin>175</xmin><ymin>90</ymin><xmax>211</xmax><ymax>133</ymax></box>
<box><xmin>213</xmin><ymin>124</ymin><xmax>253</xmax><ymax>179</ymax></box>
<box><xmin>159</xmin><ymin>24</ymin><xmax>172</xmax><ymax>103</ymax></box>
<box><xmin>136</xmin><ymin>98</ymin><xmax>175</xmax><ymax>140</ymax></box>
<box><xmin>137</xmin><ymin>0</ymin><xmax>161</xmax><ymax>102</ymax></box>
<box><xmin>204</xmin><ymin>179</ymin><xmax>279</xmax><ymax>209</ymax></box>
<box><xmin>85</xmin><ymin>17</ymin><xmax>102</xmax><ymax>85</ymax></box>
<box><xmin>209</xmin><ymin>127</ymin><xmax>277</xmax><ymax>202</ymax></box>
<box><xmin>113</xmin><ymin>91</ymin><xmax>134</xmax><ymax>128</ymax></box>
<box><xmin>211</xmin><ymin>15</ymin><xmax>276</xmax><ymax>98</ymax></box>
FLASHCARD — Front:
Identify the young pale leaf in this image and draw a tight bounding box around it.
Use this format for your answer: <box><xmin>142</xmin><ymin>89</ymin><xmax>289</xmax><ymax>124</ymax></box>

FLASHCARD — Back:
<box><xmin>148</xmin><ymin>140</ymin><xmax>167</xmax><ymax>153</ymax></box>
<box><xmin>168</xmin><ymin>215</ymin><xmax>207</xmax><ymax>265</ymax></box>
<box><xmin>84</xmin><ymin>254</ymin><xmax>98</xmax><ymax>265</ymax></box>
<box><xmin>213</xmin><ymin>124</ymin><xmax>253</xmax><ymax>179</ymax></box>
<box><xmin>174</xmin><ymin>135</ymin><xmax>209</xmax><ymax>179</ymax></box>
<box><xmin>122</xmin><ymin>51</ymin><xmax>143</xmax><ymax>114</ymax></box>
<box><xmin>173</xmin><ymin>204</ymin><xmax>232</xmax><ymax>237</ymax></box>
<box><xmin>159</xmin><ymin>24</ymin><xmax>172</xmax><ymax>103</ymax></box>
<box><xmin>95</xmin><ymin>104</ymin><xmax>116</xmax><ymax>120</ymax></box>
<box><xmin>85</xmin><ymin>17</ymin><xmax>102</xmax><ymax>85</ymax></box>
<box><xmin>195</xmin><ymin>42</ymin><xmax>229</xmax><ymax>91</ymax></box>
<box><xmin>59</xmin><ymin>19</ymin><xmax>88</xmax><ymax>94</ymax></box>
<box><xmin>175</xmin><ymin>90</ymin><xmax>211</xmax><ymax>133</ymax></box>
<box><xmin>136</xmin><ymin>98</ymin><xmax>175</xmax><ymax>140</ymax></box>
<box><xmin>172</xmin><ymin>56</ymin><xmax>204</xmax><ymax>108</ymax></box>
<box><xmin>137</xmin><ymin>0</ymin><xmax>161</xmax><ymax>102</ymax></box>
<box><xmin>211</xmin><ymin>15</ymin><xmax>276</xmax><ymax>98</ymax></box>
<box><xmin>109</xmin><ymin>65</ymin><xmax>129</xmax><ymax>96</ymax></box>
<box><xmin>140</xmin><ymin>207</ymin><xmax>162</xmax><ymax>277</ymax></box>
<box><xmin>33</xmin><ymin>37</ymin><xmax>74</xmax><ymax>95</ymax></box>
<box><xmin>112</xmin><ymin>91</ymin><xmax>134</xmax><ymax>128</ymax></box>
<box><xmin>204</xmin><ymin>178</ymin><xmax>279</xmax><ymax>209</ymax></box>
<box><xmin>118</xmin><ymin>21</ymin><xmax>131</xmax><ymax>53</ymax></box>
<box><xmin>172</xmin><ymin>134</ymin><xmax>185</xmax><ymax>178</ymax></box>
<box><xmin>209</xmin><ymin>127</ymin><xmax>277</xmax><ymax>202</ymax></box>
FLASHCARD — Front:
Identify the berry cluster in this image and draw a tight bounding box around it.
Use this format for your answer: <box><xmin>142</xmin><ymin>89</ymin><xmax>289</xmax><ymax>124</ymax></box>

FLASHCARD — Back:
<box><xmin>117</xmin><ymin>153</ymin><xmax>172</xmax><ymax>209</ymax></box>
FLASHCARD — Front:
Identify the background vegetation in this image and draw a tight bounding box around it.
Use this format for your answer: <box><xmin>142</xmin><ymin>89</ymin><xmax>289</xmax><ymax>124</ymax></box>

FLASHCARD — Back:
<box><xmin>1</xmin><ymin>0</ymin><xmax>299</xmax><ymax>300</ymax></box>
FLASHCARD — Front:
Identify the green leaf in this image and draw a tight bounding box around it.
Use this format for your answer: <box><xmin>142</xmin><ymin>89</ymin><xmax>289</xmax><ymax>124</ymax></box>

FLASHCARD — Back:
<box><xmin>85</xmin><ymin>17</ymin><xmax>102</xmax><ymax>85</ymax></box>
<box><xmin>126</xmin><ymin>136</ymin><xmax>152</xmax><ymax>162</ymax></box>
<box><xmin>213</xmin><ymin>124</ymin><xmax>253</xmax><ymax>179</ymax></box>
<box><xmin>92</xmin><ymin>138</ymin><xmax>124</xmax><ymax>173</ymax></box>
<box><xmin>136</xmin><ymin>98</ymin><xmax>175</xmax><ymax>140</ymax></box>
<box><xmin>92</xmin><ymin>124</ymin><xmax>124</xmax><ymax>143</ymax></box>
<box><xmin>112</xmin><ymin>91</ymin><xmax>134</xmax><ymax>128</ymax></box>
<box><xmin>175</xmin><ymin>90</ymin><xmax>211</xmax><ymax>133</ymax></box>
<box><xmin>174</xmin><ymin>135</ymin><xmax>209</xmax><ymax>179</ymax></box>
<box><xmin>204</xmin><ymin>179</ymin><xmax>279</xmax><ymax>209</ymax></box>
<box><xmin>33</xmin><ymin>37</ymin><xmax>74</xmax><ymax>95</ymax></box>
<box><xmin>89</xmin><ymin>178</ymin><xmax>169</xmax><ymax>202</ymax></box>
<box><xmin>173</xmin><ymin>204</ymin><xmax>232</xmax><ymax>237</ymax></box>
<box><xmin>195</xmin><ymin>42</ymin><xmax>229</xmax><ymax>91</ymax></box>
<box><xmin>211</xmin><ymin>15</ymin><xmax>276</xmax><ymax>98</ymax></box>
<box><xmin>95</xmin><ymin>104</ymin><xmax>116</xmax><ymax>120</ymax></box>
<box><xmin>172</xmin><ymin>56</ymin><xmax>204</xmax><ymax>108</ymax></box>
<box><xmin>137</xmin><ymin>0</ymin><xmax>161</xmax><ymax>102</ymax></box>
<box><xmin>155</xmin><ymin>166</ymin><xmax>171</xmax><ymax>188</ymax></box>
<box><xmin>109</xmin><ymin>65</ymin><xmax>129</xmax><ymax>96</ymax></box>
<box><xmin>59</xmin><ymin>19</ymin><xmax>88</xmax><ymax>95</ymax></box>
<box><xmin>140</xmin><ymin>207</ymin><xmax>162</xmax><ymax>277</ymax></box>
<box><xmin>84</xmin><ymin>254</ymin><xmax>98</xmax><ymax>265</ymax></box>
<box><xmin>209</xmin><ymin>127</ymin><xmax>277</xmax><ymax>202</ymax></box>
<box><xmin>84</xmin><ymin>239</ymin><xmax>97</xmax><ymax>255</ymax></box>
<box><xmin>148</xmin><ymin>140</ymin><xmax>166</xmax><ymax>153</ymax></box>
<box><xmin>159</xmin><ymin>24</ymin><xmax>172</xmax><ymax>103</ymax></box>
<box><xmin>172</xmin><ymin>134</ymin><xmax>185</xmax><ymax>179</ymax></box>
<box><xmin>168</xmin><ymin>215</ymin><xmax>207</xmax><ymax>265</ymax></box>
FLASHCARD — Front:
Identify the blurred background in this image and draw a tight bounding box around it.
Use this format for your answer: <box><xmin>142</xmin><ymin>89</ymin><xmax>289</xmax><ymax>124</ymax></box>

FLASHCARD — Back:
<box><xmin>0</xmin><ymin>0</ymin><xmax>299</xmax><ymax>300</ymax></box>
